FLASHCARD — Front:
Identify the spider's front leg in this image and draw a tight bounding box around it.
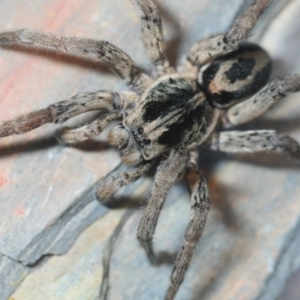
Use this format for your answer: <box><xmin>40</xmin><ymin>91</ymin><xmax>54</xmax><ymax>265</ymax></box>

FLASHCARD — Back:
<box><xmin>133</xmin><ymin>0</ymin><xmax>174</xmax><ymax>76</ymax></box>
<box><xmin>0</xmin><ymin>91</ymin><xmax>137</xmax><ymax>143</ymax></box>
<box><xmin>0</xmin><ymin>30</ymin><xmax>153</xmax><ymax>93</ymax></box>
<box><xmin>137</xmin><ymin>149</ymin><xmax>189</xmax><ymax>264</ymax></box>
<box><xmin>187</xmin><ymin>0</ymin><xmax>272</xmax><ymax>67</ymax></box>
<box><xmin>166</xmin><ymin>153</ymin><xmax>210</xmax><ymax>300</ymax></box>
<box><xmin>96</xmin><ymin>161</ymin><xmax>153</xmax><ymax>205</ymax></box>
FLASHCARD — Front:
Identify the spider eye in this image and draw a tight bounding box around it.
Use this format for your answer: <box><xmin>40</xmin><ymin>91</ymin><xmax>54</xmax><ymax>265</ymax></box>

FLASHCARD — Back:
<box><xmin>143</xmin><ymin>138</ymin><xmax>151</xmax><ymax>145</ymax></box>
<box><xmin>137</xmin><ymin>127</ymin><xmax>144</xmax><ymax>135</ymax></box>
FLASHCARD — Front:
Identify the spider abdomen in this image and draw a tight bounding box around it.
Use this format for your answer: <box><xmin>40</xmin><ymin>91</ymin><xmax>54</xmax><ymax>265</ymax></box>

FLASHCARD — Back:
<box><xmin>201</xmin><ymin>43</ymin><xmax>272</xmax><ymax>108</ymax></box>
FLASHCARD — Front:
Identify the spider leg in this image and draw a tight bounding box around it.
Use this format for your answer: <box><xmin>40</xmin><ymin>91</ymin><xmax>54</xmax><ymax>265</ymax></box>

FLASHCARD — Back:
<box><xmin>0</xmin><ymin>30</ymin><xmax>153</xmax><ymax>93</ymax></box>
<box><xmin>96</xmin><ymin>161</ymin><xmax>152</xmax><ymax>205</ymax></box>
<box><xmin>55</xmin><ymin>112</ymin><xmax>123</xmax><ymax>145</ymax></box>
<box><xmin>187</xmin><ymin>0</ymin><xmax>272</xmax><ymax>66</ymax></box>
<box><xmin>137</xmin><ymin>149</ymin><xmax>189</xmax><ymax>264</ymax></box>
<box><xmin>133</xmin><ymin>0</ymin><xmax>174</xmax><ymax>76</ymax></box>
<box><xmin>227</xmin><ymin>74</ymin><xmax>300</xmax><ymax>125</ymax></box>
<box><xmin>0</xmin><ymin>91</ymin><xmax>137</xmax><ymax>138</ymax></box>
<box><xmin>166</xmin><ymin>154</ymin><xmax>210</xmax><ymax>300</ymax></box>
<box><xmin>210</xmin><ymin>130</ymin><xmax>300</xmax><ymax>165</ymax></box>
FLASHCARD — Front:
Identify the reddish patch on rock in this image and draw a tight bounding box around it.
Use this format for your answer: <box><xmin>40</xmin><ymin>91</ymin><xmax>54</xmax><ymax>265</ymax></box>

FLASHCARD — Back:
<box><xmin>0</xmin><ymin>174</ymin><xmax>8</xmax><ymax>188</ymax></box>
<box><xmin>13</xmin><ymin>206</ymin><xmax>27</xmax><ymax>217</ymax></box>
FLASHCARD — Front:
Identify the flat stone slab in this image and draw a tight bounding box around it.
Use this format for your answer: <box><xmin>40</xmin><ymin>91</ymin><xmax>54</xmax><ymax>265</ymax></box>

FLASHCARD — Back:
<box><xmin>0</xmin><ymin>0</ymin><xmax>300</xmax><ymax>299</ymax></box>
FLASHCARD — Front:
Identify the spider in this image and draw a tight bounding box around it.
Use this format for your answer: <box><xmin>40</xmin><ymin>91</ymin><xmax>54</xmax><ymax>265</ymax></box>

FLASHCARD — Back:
<box><xmin>1</xmin><ymin>0</ymin><xmax>300</xmax><ymax>299</ymax></box>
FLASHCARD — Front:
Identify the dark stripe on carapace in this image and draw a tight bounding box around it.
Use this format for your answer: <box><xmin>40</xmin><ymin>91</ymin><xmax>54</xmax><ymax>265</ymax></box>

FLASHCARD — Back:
<box><xmin>157</xmin><ymin>104</ymin><xmax>205</xmax><ymax>147</ymax></box>
<box><xmin>148</xmin><ymin>107</ymin><xmax>187</xmax><ymax>134</ymax></box>
<box><xmin>142</xmin><ymin>78</ymin><xmax>200</xmax><ymax>122</ymax></box>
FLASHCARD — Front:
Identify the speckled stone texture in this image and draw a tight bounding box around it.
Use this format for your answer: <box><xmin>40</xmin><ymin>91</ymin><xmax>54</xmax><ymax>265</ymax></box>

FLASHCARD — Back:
<box><xmin>0</xmin><ymin>0</ymin><xmax>300</xmax><ymax>300</ymax></box>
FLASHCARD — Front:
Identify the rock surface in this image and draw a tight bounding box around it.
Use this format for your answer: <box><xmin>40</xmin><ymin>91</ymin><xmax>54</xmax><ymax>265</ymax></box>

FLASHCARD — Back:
<box><xmin>0</xmin><ymin>0</ymin><xmax>300</xmax><ymax>300</ymax></box>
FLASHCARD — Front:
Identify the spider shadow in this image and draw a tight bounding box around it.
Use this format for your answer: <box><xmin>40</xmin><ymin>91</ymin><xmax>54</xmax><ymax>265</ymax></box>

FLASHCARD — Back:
<box><xmin>0</xmin><ymin>134</ymin><xmax>111</xmax><ymax>158</ymax></box>
<box><xmin>255</xmin><ymin>115</ymin><xmax>300</xmax><ymax>136</ymax></box>
<box><xmin>190</xmin><ymin>231</ymin><xmax>254</xmax><ymax>300</ymax></box>
<box><xmin>156</xmin><ymin>1</ymin><xmax>184</xmax><ymax>66</ymax></box>
<box><xmin>1</xmin><ymin>44</ymin><xmax>113</xmax><ymax>76</ymax></box>
<box><xmin>0</xmin><ymin>135</ymin><xmax>57</xmax><ymax>158</ymax></box>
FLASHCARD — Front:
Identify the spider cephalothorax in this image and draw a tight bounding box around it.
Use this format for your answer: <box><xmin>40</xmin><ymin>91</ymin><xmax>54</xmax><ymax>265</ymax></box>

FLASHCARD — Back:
<box><xmin>110</xmin><ymin>75</ymin><xmax>215</xmax><ymax>164</ymax></box>
<box><xmin>1</xmin><ymin>0</ymin><xmax>300</xmax><ymax>299</ymax></box>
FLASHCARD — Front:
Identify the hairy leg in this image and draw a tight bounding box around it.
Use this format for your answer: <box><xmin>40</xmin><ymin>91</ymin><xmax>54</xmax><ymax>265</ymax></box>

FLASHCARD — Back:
<box><xmin>137</xmin><ymin>149</ymin><xmax>189</xmax><ymax>264</ymax></box>
<box><xmin>187</xmin><ymin>0</ymin><xmax>272</xmax><ymax>66</ymax></box>
<box><xmin>0</xmin><ymin>30</ymin><xmax>153</xmax><ymax>93</ymax></box>
<box><xmin>0</xmin><ymin>91</ymin><xmax>137</xmax><ymax>138</ymax></box>
<box><xmin>166</xmin><ymin>156</ymin><xmax>210</xmax><ymax>300</ymax></box>
<box><xmin>133</xmin><ymin>0</ymin><xmax>174</xmax><ymax>76</ymax></box>
<box><xmin>96</xmin><ymin>161</ymin><xmax>152</xmax><ymax>204</ymax></box>
<box><xmin>227</xmin><ymin>74</ymin><xmax>300</xmax><ymax>125</ymax></box>
<box><xmin>56</xmin><ymin>112</ymin><xmax>123</xmax><ymax>145</ymax></box>
<box><xmin>210</xmin><ymin>130</ymin><xmax>300</xmax><ymax>165</ymax></box>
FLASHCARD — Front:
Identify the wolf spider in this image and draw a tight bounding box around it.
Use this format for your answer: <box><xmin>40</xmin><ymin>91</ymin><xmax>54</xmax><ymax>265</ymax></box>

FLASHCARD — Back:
<box><xmin>1</xmin><ymin>0</ymin><xmax>300</xmax><ymax>299</ymax></box>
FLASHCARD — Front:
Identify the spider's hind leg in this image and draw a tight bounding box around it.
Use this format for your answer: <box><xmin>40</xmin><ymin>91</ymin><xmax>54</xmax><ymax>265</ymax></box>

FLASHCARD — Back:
<box><xmin>187</xmin><ymin>0</ymin><xmax>272</xmax><ymax>67</ymax></box>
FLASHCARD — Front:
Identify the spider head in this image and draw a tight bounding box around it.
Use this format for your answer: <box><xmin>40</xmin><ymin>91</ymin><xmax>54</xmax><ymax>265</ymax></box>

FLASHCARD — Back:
<box><xmin>109</xmin><ymin>123</ymin><xmax>142</xmax><ymax>165</ymax></box>
<box><xmin>109</xmin><ymin>118</ymin><xmax>168</xmax><ymax>165</ymax></box>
